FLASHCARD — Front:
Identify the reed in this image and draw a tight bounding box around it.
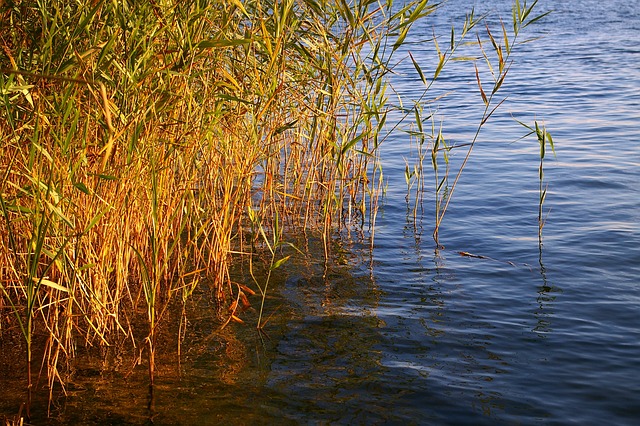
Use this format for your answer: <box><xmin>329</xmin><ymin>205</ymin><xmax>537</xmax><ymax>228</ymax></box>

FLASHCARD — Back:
<box><xmin>0</xmin><ymin>0</ymin><xmax>432</xmax><ymax>416</ymax></box>
<box><xmin>535</xmin><ymin>122</ymin><xmax>554</xmax><ymax>241</ymax></box>
<box><xmin>517</xmin><ymin>120</ymin><xmax>555</xmax><ymax>242</ymax></box>
<box><xmin>400</xmin><ymin>0</ymin><xmax>550</xmax><ymax>245</ymax></box>
<box><xmin>0</xmin><ymin>0</ymin><xmax>550</xmax><ymax>420</ymax></box>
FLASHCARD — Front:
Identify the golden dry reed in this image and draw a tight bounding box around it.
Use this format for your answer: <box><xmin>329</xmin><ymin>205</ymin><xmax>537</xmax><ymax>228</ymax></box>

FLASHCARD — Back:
<box><xmin>0</xmin><ymin>0</ymin><xmax>548</xmax><ymax>420</ymax></box>
<box><xmin>0</xmin><ymin>0</ymin><xmax>432</xmax><ymax>415</ymax></box>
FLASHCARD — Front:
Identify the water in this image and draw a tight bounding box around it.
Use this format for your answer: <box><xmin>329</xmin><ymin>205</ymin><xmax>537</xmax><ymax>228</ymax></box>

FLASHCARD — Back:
<box><xmin>3</xmin><ymin>0</ymin><xmax>639</xmax><ymax>424</ymax></box>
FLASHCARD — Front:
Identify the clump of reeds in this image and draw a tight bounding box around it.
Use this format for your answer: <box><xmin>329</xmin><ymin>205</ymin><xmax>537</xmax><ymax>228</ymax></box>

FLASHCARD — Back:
<box><xmin>1</xmin><ymin>0</ymin><xmax>551</xmax><ymax>420</ymax></box>
<box><xmin>0</xmin><ymin>0</ymin><xmax>434</xmax><ymax>417</ymax></box>
<box><xmin>401</xmin><ymin>0</ymin><xmax>551</xmax><ymax>246</ymax></box>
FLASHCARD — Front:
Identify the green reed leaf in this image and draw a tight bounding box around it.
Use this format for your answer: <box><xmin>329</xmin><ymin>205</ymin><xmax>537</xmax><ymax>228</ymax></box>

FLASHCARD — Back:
<box><xmin>409</xmin><ymin>52</ymin><xmax>427</xmax><ymax>86</ymax></box>
<box><xmin>270</xmin><ymin>255</ymin><xmax>291</xmax><ymax>271</ymax></box>
<box><xmin>73</xmin><ymin>181</ymin><xmax>90</xmax><ymax>194</ymax></box>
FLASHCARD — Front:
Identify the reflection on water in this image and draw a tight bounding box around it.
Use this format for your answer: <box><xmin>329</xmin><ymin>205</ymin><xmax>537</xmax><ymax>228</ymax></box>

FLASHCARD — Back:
<box><xmin>3</xmin><ymin>0</ymin><xmax>640</xmax><ymax>424</ymax></box>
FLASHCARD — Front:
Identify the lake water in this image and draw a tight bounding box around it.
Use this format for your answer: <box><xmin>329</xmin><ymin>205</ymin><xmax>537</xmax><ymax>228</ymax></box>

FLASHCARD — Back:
<box><xmin>3</xmin><ymin>0</ymin><xmax>639</xmax><ymax>424</ymax></box>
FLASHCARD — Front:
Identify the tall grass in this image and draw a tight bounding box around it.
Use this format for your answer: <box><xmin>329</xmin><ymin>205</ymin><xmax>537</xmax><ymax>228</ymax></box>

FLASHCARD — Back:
<box><xmin>0</xmin><ymin>0</ymin><xmax>548</xmax><ymax>420</ymax></box>
<box><xmin>0</xmin><ymin>0</ymin><xmax>428</xmax><ymax>415</ymax></box>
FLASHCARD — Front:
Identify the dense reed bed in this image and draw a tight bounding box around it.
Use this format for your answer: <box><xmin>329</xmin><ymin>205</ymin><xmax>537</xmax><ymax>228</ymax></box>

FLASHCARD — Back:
<box><xmin>0</xmin><ymin>0</ymin><xmax>423</xmax><ymax>413</ymax></box>
<box><xmin>0</xmin><ymin>0</ymin><xmax>547</xmax><ymax>421</ymax></box>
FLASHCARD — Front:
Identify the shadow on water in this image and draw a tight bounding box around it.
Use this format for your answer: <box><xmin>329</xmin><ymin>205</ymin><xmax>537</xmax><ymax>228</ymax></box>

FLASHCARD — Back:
<box><xmin>0</xmin><ymin>235</ymin><xmax>394</xmax><ymax>424</ymax></box>
<box><xmin>1</xmin><ymin>230</ymin><xmax>538</xmax><ymax>425</ymax></box>
<box><xmin>0</xmin><ymin>219</ymin><xmax>626</xmax><ymax>425</ymax></box>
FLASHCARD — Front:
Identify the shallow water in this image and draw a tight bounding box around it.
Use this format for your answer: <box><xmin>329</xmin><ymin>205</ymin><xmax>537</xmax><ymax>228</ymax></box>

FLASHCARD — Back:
<box><xmin>2</xmin><ymin>0</ymin><xmax>639</xmax><ymax>424</ymax></box>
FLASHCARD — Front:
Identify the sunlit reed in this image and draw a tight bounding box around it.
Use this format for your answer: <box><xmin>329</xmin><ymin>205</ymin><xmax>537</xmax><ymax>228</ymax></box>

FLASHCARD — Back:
<box><xmin>0</xmin><ymin>0</ymin><xmax>428</xmax><ymax>416</ymax></box>
<box><xmin>0</xmin><ymin>0</ymin><xmax>549</xmax><ymax>421</ymax></box>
